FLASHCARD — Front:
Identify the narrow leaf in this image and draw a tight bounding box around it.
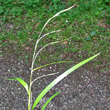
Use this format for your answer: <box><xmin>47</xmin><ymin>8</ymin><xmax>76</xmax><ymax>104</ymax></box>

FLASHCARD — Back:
<box><xmin>41</xmin><ymin>92</ymin><xmax>60</xmax><ymax>110</ymax></box>
<box><xmin>32</xmin><ymin>53</ymin><xmax>100</xmax><ymax>110</ymax></box>
<box><xmin>7</xmin><ymin>77</ymin><xmax>29</xmax><ymax>95</ymax></box>
<box><xmin>33</xmin><ymin>61</ymin><xmax>72</xmax><ymax>72</ymax></box>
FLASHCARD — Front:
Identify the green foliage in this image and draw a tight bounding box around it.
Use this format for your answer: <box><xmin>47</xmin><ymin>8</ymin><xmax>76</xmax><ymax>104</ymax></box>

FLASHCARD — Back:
<box><xmin>7</xmin><ymin>77</ymin><xmax>29</xmax><ymax>95</ymax></box>
<box><xmin>0</xmin><ymin>0</ymin><xmax>65</xmax><ymax>16</ymax></box>
<box><xmin>1</xmin><ymin>0</ymin><xmax>110</xmax><ymax>66</ymax></box>
<box><xmin>41</xmin><ymin>92</ymin><xmax>60</xmax><ymax>110</ymax></box>
<box><xmin>24</xmin><ymin>0</ymin><xmax>40</xmax><ymax>8</ymax></box>
<box><xmin>32</xmin><ymin>53</ymin><xmax>99</xmax><ymax>110</ymax></box>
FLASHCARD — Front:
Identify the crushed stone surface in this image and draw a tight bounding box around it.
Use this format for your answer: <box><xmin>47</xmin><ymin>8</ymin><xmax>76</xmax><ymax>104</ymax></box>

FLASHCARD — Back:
<box><xmin>0</xmin><ymin>53</ymin><xmax>110</xmax><ymax>110</ymax></box>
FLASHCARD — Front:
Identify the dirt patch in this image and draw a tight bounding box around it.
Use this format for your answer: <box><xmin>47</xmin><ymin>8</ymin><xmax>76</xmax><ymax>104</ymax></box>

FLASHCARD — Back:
<box><xmin>1</xmin><ymin>44</ymin><xmax>110</xmax><ymax>110</ymax></box>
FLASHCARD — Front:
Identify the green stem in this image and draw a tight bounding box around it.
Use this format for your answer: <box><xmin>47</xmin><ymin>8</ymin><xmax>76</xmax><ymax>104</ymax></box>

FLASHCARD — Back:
<box><xmin>28</xmin><ymin>73</ymin><xmax>32</xmax><ymax>110</ymax></box>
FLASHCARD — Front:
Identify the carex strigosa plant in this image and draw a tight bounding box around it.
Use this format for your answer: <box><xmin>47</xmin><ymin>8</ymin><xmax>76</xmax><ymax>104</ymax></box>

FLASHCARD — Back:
<box><xmin>7</xmin><ymin>5</ymin><xmax>100</xmax><ymax>110</ymax></box>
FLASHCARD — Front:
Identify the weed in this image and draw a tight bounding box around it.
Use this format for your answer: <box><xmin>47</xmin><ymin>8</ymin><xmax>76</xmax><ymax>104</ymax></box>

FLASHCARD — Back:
<box><xmin>7</xmin><ymin>6</ymin><xmax>100</xmax><ymax>110</ymax></box>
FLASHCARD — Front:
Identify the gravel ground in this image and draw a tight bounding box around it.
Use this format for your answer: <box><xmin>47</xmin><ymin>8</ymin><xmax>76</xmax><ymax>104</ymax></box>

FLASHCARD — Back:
<box><xmin>0</xmin><ymin>51</ymin><xmax>110</xmax><ymax>110</ymax></box>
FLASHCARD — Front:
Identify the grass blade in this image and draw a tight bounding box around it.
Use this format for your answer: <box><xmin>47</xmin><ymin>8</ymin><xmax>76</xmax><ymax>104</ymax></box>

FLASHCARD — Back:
<box><xmin>7</xmin><ymin>77</ymin><xmax>29</xmax><ymax>95</ymax></box>
<box><xmin>32</xmin><ymin>53</ymin><xmax>100</xmax><ymax>110</ymax></box>
<box><xmin>33</xmin><ymin>61</ymin><xmax>72</xmax><ymax>72</ymax></box>
<box><xmin>41</xmin><ymin>92</ymin><xmax>60</xmax><ymax>110</ymax></box>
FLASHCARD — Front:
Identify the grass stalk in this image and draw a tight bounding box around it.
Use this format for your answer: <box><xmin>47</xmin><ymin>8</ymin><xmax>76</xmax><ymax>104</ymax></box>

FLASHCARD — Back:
<box><xmin>27</xmin><ymin>6</ymin><xmax>75</xmax><ymax>109</ymax></box>
<box><xmin>7</xmin><ymin>5</ymin><xmax>100</xmax><ymax>110</ymax></box>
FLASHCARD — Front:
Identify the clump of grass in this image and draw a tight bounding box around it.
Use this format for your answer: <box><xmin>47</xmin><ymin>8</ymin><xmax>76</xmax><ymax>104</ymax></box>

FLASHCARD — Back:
<box><xmin>7</xmin><ymin>6</ymin><xmax>100</xmax><ymax>110</ymax></box>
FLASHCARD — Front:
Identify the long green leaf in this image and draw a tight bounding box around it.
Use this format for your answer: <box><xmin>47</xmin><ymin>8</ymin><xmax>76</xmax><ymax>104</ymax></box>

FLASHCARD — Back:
<box><xmin>6</xmin><ymin>77</ymin><xmax>29</xmax><ymax>95</ymax></box>
<box><xmin>32</xmin><ymin>53</ymin><xmax>100</xmax><ymax>110</ymax></box>
<box><xmin>41</xmin><ymin>92</ymin><xmax>60</xmax><ymax>110</ymax></box>
<box><xmin>33</xmin><ymin>61</ymin><xmax>72</xmax><ymax>72</ymax></box>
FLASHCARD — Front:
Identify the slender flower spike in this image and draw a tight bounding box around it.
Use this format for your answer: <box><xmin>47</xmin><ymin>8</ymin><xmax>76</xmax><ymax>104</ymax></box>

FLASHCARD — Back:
<box><xmin>6</xmin><ymin>4</ymin><xmax>100</xmax><ymax>110</ymax></box>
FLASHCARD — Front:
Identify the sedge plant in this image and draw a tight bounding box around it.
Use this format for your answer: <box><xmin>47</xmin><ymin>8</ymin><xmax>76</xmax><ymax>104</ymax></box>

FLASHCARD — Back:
<box><xmin>7</xmin><ymin>5</ymin><xmax>100</xmax><ymax>110</ymax></box>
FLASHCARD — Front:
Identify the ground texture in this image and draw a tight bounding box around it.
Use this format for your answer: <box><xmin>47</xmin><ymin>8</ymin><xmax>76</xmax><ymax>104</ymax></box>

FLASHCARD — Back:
<box><xmin>1</xmin><ymin>46</ymin><xmax>110</xmax><ymax>110</ymax></box>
